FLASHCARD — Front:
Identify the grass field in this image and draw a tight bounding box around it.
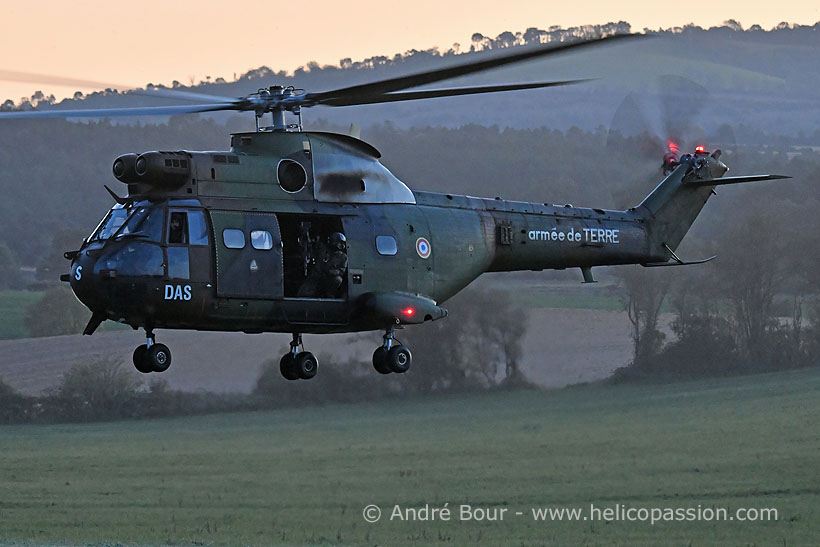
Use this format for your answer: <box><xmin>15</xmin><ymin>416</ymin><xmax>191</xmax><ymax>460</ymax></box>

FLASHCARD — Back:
<box><xmin>1</xmin><ymin>368</ymin><xmax>819</xmax><ymax>545</ymax></box>
<box><xmin>0</xmin><ymin>290</ymin><xmax>42</xmax><ymax>340</ymax></box>
<box><xmin>507</xmin><ymin>290</ymin><xmax>625</xmax><ymax>311</ymax></box>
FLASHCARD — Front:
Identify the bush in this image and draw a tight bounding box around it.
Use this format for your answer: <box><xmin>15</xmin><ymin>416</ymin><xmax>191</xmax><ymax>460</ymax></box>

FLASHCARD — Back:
<box><xmin>43</xmin><ymin>357</ymin><xmax>141</xmax><ymax>421</ymax></box>
<box><xmin>253</xmin><ymin>353</ymin><xmax>394</xmax><ymax>406</ymax></box>
<box><xmin>253</xmin><ymin>289</ymin><xmax>530</xmax><ymax>402</ymax></box>
<box><xmin>0</xmin><ymin>376</ymin><xmax>34</xmax><ymax>423</ymax></box>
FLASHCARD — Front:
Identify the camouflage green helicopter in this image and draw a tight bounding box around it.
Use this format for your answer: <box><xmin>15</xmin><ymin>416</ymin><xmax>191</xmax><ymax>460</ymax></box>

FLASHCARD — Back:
<box><xmin>0</xmin><ymin>34</ymin><xmax>786</xmax><ymax>381</ymax></box>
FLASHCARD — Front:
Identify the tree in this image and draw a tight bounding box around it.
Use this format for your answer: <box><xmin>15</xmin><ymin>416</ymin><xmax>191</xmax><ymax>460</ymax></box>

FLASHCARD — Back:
<box><xmin>24</xmin><ymin>286</ymin><xmax>88</xmax><ymax>337</ymax></box>
<box><xmin>618</xmin><ymin>266</ymin><xmax>670</xmax><ymax>369</ymax></box>
<box><xmin>714</xmin><ymin>213</ymin><xmax>791</xmax><ymax>368</ymax></box>
<box><xmin>0</xmin><ymin>243</ymin><xmax>24</xmax><ymax>289</ymax></box>
<box><xmin>401</xmin><ymin>288</ymin><xmax>528</xmax><ymax>391</ymax></box>
<box><xmin>35</xmin><ymin>228</ymin><xmax>86</xmax><ymax>283</ymax></box>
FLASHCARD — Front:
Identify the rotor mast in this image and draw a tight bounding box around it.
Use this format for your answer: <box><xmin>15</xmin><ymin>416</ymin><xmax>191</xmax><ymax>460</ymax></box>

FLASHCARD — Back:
<box><xmin>255</xmin><ymin>86</ymin><xmax>303</xmax><ymax>132</ymax></box>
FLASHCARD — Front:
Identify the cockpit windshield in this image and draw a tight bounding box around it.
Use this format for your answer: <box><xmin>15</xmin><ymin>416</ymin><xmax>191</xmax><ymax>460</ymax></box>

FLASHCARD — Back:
<box><xmin>119</xmin><ymin>205</ymin><xmax>163</xmax><ymax>241</ymax></box>
<box><xmin>89</xmin><ymin>205</ymin><xmax>129</xmax><ymax>241</ymax></box>
<box><xmin>89</xmin><ymin>203</ymin><xmax>163</xmax><ymax>242</ymax></box>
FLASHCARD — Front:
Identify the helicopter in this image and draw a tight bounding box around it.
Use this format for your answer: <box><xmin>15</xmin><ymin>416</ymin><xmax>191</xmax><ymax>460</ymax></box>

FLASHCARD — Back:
<box><xmin>0</xmin><ymin>34</ymin><xmax>788</xmax><ymax>381</ymax></box>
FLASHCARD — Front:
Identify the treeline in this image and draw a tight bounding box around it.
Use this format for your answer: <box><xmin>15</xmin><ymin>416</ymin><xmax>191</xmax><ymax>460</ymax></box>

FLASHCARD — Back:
<box><xmin>3</xmin><ymin>22</ymin><xmax>820</xmax><ymax>133</ymax></box>
<box><xmin>615</xmin><ymin>211</ymin><xmax>820</xmax><ymax>381</ymax></box>
<box><xmin>0</xmin><ymin>290</ymin><xmax>527</xmax><ymax>424</ymax></box>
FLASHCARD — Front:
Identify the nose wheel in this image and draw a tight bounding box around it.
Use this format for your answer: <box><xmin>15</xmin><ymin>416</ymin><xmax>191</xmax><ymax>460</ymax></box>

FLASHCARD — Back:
<box><xmin>279</xmin><ymin>333</ymin><xmax>318</xmax><ymax>381</ymax></box>
<box><xmin>372</xmin><ymin>327</ymin><xmax>412</xmax><ymax>374</ymax></box>
<box><xmin>133</xmin><ymin>330</ymin><xmax>172</xmax><ymax>374</ymax></box>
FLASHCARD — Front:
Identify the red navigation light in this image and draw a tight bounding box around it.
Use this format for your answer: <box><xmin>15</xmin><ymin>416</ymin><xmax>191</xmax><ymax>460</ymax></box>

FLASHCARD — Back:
<box><xmin>402</xmin><ymin>307</ymin><xmax>415</xmax><ymax>317</ymax></box>
<box><xmin>695</xmin><ymin>145</ymin><xmax>706</xmax><ymax>154</ymax></box>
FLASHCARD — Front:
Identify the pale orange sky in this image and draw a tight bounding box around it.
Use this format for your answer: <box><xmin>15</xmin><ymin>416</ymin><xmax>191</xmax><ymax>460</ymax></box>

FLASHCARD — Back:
<box><xmin>2</xmin><ymin>0</ymin><xmax>818</xmax><ymax>103</ymax></box>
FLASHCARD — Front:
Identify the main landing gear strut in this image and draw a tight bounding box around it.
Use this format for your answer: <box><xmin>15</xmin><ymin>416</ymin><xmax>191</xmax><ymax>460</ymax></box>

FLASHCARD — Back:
<box><xmin>372</xmin><ymin>327</ymin><xmax>412</xmax><ymax>375</ymax></box>
<box><xmin>276</xmin><ymin>327</ymin><xmax>413</xmax><ymax>381</ymax></box>
<box><xmin>132</xmin><ymin>329</ymin><xmax>172</xmax><ymax>374</ymax></box>
<box><xmin>279</xmin><ymin>333</ymin><xmax>319</xmax><ymax>381</ymax></box>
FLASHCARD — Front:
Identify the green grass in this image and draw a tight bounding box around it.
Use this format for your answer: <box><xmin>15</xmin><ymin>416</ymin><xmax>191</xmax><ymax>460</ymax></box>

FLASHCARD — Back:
<box><xmin>0</xmin><ymin>290</ymin><xmax>42</xmax><ymax>340</ymax></box>
<box><xmin>2</xmin><ymin>369</ymin><xmax>819</xmax><ymax>545</ymax></box>
<box><xmin>508</xmin><ymin>290</ymin><xmax>625</xmax><ymax>311</ymax></box>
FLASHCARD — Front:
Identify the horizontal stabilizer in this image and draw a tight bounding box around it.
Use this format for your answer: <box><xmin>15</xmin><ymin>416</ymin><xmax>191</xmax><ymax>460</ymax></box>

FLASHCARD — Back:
<box><xmin>642</xmin><ymin>255</ymin><xmax>717</xmax><ymax>267</ymax></box>
<box><xmin>688</xmin><ymin>174</ymin><xmax>790</xmax><ymax>187</ymax></box>
<box><xmin>642</xmin><ymin>243</ymin><xmax>716</xmax><ymax>267</ymax></box>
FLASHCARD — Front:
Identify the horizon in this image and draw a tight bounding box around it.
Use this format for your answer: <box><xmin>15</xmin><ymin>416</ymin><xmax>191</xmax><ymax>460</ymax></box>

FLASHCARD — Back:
<box><xmin>1</xmin><ymin>0</ymin><xmax>818</xmax><ymax>104</ymax></box>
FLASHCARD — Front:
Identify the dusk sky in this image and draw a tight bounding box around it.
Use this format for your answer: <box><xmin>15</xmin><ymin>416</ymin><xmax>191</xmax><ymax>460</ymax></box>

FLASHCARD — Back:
<box><xmin>2</xmin><ymin>0</ymin><xmax>818</xmax><ymax>103</ymax></box>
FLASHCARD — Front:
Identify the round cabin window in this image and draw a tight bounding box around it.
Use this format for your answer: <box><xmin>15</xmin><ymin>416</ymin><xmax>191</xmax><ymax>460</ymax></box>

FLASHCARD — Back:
<box><xmin>277</xmin><ymin>159</ymin><xmax>307</xmax><ymax>192</ymax></box>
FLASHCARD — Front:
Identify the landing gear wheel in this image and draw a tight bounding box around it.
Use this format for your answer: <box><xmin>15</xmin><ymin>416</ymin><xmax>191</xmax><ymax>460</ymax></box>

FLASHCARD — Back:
<box><xmin>280</xmin><ymin>353</ymin><xmax>300</xmax><ymax>381</ymax></box>
<box><xmin>294</xmin><ymin>352</ymin><xmax>318</xmax><ymax>380</ymax></box>
<box><xmin>133</xmin><ymin>344</ymin><xmax>152</xmax><ymax>374</ymax></box>
<box><xmin>372</xmin><ymin>347</ymin><xmax>391</xmax><ymax>374</ymax></box>
<box><xmin>387</xmin><ymin>345</ymin><xmax>412</xmax><ymax>374</ymax></box>
<box><xmin>146</xmin><ymin>343</ymin><xmax>172</xmax><ymax>372</ymax></box>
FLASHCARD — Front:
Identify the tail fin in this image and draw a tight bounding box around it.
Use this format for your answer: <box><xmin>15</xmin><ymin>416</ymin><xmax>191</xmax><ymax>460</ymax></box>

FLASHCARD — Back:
<box><xmin>637</xmin><ymin>153</ymin><xmax>788</xmax><ymax>259</ymax></box>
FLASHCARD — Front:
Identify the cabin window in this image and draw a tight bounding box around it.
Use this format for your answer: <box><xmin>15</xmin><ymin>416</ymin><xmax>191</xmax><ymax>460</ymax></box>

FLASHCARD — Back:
<box><xmin>250</xmin><ymin>230</ymin><xmax>274</xmax><ymax>250</ymax></box>
<box><xmin>277</xmin><ymin>159</ymin><xmax>307</xmax><ymax>192</ymax></box>
<box><xmin>375</xmin><ymin>235</ymin><xmax>398</xmax><ymax>256</ymax></box>
<box><xmin>223</xmin><ymin>229</ymin><xmax>245</xmax><ymax>249</ymax></box>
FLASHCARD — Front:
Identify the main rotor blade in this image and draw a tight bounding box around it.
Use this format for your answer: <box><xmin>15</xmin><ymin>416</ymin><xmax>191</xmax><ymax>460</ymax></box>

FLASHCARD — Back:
<box><xmin>0</xmin><ymin>69</ymin><xmax>130</xmax><ymax>91</ymax></box>
<box><xmin>307</xmin><ymin>33</ymin><xmax>641</xmax><ymax>105</ymax></box>
<box><xmin>0</xmin><ymin>69</ymin><xmax>240</xmax><ymax>104</ymax></box>
<box><xmin>0</xmin><ymin>102</ymin><xmax>238</xmax><ymax>120</ymax></box>
<box><xmin>319</xmin><ymin>79</ymin><xmax>591</xmax><ymax>107</ymax></box>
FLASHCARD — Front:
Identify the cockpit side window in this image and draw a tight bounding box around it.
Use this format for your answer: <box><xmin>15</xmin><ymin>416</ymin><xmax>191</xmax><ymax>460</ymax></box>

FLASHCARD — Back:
<box><xmin>168</xmin><ymin>212</ymin><xmax>189</xmax><ymax>245</ymax></box>
<box><xmin>167</xmin><ymin>210</ymin><xmax>209</xmax><ymax>246</ymax></box>
<box><xmin>187</xmin><ymin>211</ymin><xmax>209</xmax><ymax>246</ymax></box>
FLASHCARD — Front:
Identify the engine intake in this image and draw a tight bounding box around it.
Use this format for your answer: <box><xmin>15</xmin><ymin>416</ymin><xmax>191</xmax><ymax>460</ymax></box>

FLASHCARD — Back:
<box><xmin>112</xmin><ymin>153</ymin><xmax>140</xmax><ymax>183</ymax></box>
<box><xmin>113</xmin><ymin>151</ymin><xmax>190</xmax><ymax>187</ymax></box>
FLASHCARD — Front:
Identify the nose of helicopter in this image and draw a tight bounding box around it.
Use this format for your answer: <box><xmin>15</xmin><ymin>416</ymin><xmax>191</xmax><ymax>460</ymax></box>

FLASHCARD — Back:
<box><xmin>67</xmin><ymin>249</ymin><xmax>106</xmax><ymax>314</ymax></box>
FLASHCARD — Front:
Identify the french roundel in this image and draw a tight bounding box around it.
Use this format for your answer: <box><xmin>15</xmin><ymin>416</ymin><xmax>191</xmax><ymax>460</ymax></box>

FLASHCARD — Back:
<box><xmin>416</xmin><ymin>237</ymin><xmax>431</xmax><ymax>259</ymax></box>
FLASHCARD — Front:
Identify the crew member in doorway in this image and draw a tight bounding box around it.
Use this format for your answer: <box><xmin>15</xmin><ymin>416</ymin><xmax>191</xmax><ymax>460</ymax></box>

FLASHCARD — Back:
<box><xmin>297</xmin><ymin>232</ymin><xmax>348</xmax><ymax>298</ymax></box>
<box><xmin>324</xmin><ymin>232</ymin><xmax>348</xmax><ymax>297</ymax></box>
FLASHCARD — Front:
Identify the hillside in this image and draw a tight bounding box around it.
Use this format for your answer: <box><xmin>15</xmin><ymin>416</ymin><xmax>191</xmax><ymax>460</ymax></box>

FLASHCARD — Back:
<box><xmin>0</xmin><ymin>306</ymin><xmax>634</xmax><ymax>395</ymax></box>
<box><xmin>5</xmin><ymin>24</ymin><xmax>820</xmax><ymax>134</ymax></box>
